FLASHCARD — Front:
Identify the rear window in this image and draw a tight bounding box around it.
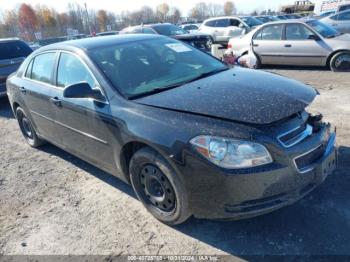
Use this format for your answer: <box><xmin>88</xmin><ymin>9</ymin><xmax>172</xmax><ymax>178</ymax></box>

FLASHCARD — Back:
<box><xmin>0</xmin><ymin>41</ymin><xmax>32</xmax><ymax>60</ymax></box>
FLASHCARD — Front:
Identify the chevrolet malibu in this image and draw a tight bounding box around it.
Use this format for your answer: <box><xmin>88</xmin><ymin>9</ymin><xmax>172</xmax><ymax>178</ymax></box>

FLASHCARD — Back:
<box><xmin>6</xmin><ymin>35</ymin><xmax>337</xmax><ymax>225</ymax></box>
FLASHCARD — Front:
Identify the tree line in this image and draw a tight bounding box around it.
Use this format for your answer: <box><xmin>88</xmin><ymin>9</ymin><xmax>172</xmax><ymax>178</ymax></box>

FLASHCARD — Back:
<box><xmin>0</xmin><ymin>1</ymin><xmax>240</xmax><ymax>41</ymax></box>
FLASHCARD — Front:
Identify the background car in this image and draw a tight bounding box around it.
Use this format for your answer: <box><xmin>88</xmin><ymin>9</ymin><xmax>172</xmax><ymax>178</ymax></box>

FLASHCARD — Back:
<box><xmin>179</xmin><ymin>24</ymin><xmax>201</xmax><ymax>33</ymax></box>
<box><xmin>227</xmin><ymin>19</ymin><xmax>350</xmax><ymax>71</ymax></box>
<box><xmin>254</xmin><ymin>16</ymin><xmax>280</xmax><ymax>24</ymax></box>
<box><xmin>96</xmin><ymin>31</ymin><xmax>119</xmax><ymax>36</ymax></box>
<box><xmin>120</xmin><ymin>23</ymin><xmax>213</xmax><ymax>52</ymax></box>
<box><xmin>199</xmin><ymin>16</ymin><xmax>263</xmax><ymax>44</ymax></box>
<box><xmin>321</xmin><ymin>9</ymin><xmax>350</xmax><ymax>33</ymax></box>
<box><xmin>0</xmin><ymin>38</ymin><xmax>32</xmax><ymax>98</ymax></box>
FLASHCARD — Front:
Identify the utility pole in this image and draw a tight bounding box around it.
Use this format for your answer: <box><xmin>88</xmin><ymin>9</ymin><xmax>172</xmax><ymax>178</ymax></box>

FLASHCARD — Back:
<box><xmin>84</xmin><ymin>2</ymin><xmax>93</xmax><ymax>35</ymax></box>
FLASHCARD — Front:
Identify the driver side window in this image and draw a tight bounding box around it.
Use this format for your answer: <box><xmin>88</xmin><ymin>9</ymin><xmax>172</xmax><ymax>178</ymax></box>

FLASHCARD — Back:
<box><xmin>57</xmin><ymin>53</ymin><xmax>96</xmax><ymax>88</ymax></box>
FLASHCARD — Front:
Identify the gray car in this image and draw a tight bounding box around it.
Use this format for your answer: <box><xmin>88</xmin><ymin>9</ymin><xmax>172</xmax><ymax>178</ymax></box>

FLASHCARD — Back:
<box><xmin>0</xmin><ymin>38</ymin><xmax>32</xmax><ymax>97</ymax></box>
<box><xmin>228</xmin><ymin>19</ymin><xmax>350</xmax><ymax>71</ymax></box>
<box><xmin>321</xmin><ymin>10</ymin><xmax>350</xmax><ymax>34</ymax></box>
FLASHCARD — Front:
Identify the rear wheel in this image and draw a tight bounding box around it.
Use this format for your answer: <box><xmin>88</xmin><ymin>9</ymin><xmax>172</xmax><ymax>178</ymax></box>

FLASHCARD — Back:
<box><xmin>16</xmin><ymin>107</ymin><xmax>45</xmax><ymax>148</ymax></box>
<box><xmin>129</xmin><ymin>147</ymin><xmax>191</xmax><ymax>225</ymax></box>
<box><xmin>330</xmin><ymin>51</ymin><xmax>350</xmax><ymax>72</ymax></box>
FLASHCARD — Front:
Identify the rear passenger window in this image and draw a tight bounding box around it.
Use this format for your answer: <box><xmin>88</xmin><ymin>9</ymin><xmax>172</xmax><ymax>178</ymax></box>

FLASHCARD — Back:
<box><xmin>215</xmin><ymin>19</ymin><xmax>229</xmax><ymax>27</ymax></box>
<box><xmin>57</xmin><ymin>53</ymin><xmax>95</xmax><ymax>88</ymax></box>
<box><xmin>255</xmin><ymin>24</ymin><xmax>284</xmax><ymax>40</ymax></box>
<box><xmin>31</xmin><ymin>53</ymin><xmax>56</xmax><ymax>84</ymax></box>
<box><xmin>205</xmin><ymin>20</ymin><xmax>216</xmax><ymax>27</ymax></box>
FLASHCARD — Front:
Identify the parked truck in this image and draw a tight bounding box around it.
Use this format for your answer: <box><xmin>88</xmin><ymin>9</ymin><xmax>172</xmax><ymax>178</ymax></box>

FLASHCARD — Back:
<box><xmin>281</xmin><ymin>1</ymin><xmax>315</xmax><ymax>14</ymax></box>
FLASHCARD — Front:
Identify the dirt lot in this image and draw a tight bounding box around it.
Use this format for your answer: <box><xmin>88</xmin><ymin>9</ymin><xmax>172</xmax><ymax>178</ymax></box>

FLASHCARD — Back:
<box><xmin>1</xmin><ymin>67</ymin><xmax>350</xmax><ymax>259</ymax></box>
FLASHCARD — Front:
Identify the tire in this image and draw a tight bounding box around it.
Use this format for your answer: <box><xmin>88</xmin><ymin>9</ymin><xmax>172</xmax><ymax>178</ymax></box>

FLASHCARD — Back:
<box><xmin>16</xmin><ymin>107</ymin><xmax>45</xmax><ymax>148</ymax></box>
<box><xmin>129</xmin><ymin>147</ymin><xmax>191</xmax><ymax>225</ymax></box>
<box><xmin>330</xmin><ymin>51</ymin><xmax>350</xmax><ymax>72</ymax></box>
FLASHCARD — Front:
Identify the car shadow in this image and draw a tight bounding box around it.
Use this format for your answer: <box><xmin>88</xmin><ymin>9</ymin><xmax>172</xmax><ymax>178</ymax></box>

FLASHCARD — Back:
<box><xmin>174</xmin><ymin>145</ymin><xmax>350</xmax><ymax>256</ymax></box>
<box><xmin>39</xmin><ymin>143</ymin><xmax>136</xmax><ymax>199</ymax></box>
<box><xmin>38</xmin><ymin>142</ymin><xmax>350</xmax><ymax>257</ymax></box>
<box><xmin>0</xmin><ymin>97</ymin><xmax>14</xmax><ymax>119</ymax></box>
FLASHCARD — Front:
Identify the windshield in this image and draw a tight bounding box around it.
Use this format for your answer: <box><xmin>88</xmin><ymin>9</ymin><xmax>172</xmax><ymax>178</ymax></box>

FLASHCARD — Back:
<box><xmin>0</xmin><ymin>41</ymin><xmax>32</xmax><ymax>60</ymax></box>
<box><xmin>89</xmin><ymin>38</ymin><xmax>227</xmax><ymax>98</ymax></box>
<box><xmin>240</xmin><ymin>17</ymin><xmax>263</xmax><ymax>27</ymax></box>
<box><xmin>307</xmin><ymin>20</ymin><xmax>340</xmax><ymax>38</ymax></box>
<box><xmin>152</xmin><ymin>24</ymin><xmax>188</xmax><ymax>36</ymax></box>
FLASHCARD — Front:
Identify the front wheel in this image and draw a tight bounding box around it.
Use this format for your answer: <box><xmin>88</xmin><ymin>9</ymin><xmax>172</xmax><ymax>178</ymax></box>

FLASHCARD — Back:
<box><xmin>129</xmin><ymin>147</ymin><xmax>191</xmax><ymax>225</ymax></box>
<box><xmin>16</xmin><ymin>107</ymin><xmax>45</xmax><ymax>148</ymax></box>
<box><xmin>330</xmin><ymin>51</ymin><xmax>350</xmax><ymax>72</ymax></box>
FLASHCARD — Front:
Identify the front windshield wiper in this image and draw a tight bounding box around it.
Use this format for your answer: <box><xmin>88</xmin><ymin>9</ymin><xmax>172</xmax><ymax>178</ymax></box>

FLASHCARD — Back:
<box><xmin>128</xmin><ymin>67</ymin><xmax>229</xmax><ymax>100</ymax></box>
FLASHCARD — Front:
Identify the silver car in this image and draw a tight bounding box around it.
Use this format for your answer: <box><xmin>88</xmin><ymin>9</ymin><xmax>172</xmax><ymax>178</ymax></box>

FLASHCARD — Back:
<box><xmin>321</xmin><ymin>10</ymin><xmax>350</xmax><ymax>34</ymax></box>
<box><xmin>228</xmin><ymin>19</ymin><xmax>350</xmax><ymax>71</ymax></box>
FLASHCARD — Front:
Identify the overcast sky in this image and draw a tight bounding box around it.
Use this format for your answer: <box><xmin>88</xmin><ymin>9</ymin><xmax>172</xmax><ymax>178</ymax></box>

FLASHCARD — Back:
<box><xmin>0</xmin><ymin>0</ymin><xmax>323</xmax><ymax>15</ymax></box>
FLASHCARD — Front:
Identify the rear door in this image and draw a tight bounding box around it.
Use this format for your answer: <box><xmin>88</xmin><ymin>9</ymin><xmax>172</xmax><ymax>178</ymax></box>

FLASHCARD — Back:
<box><xmin>49</xmin><ymin>51</ymin><xmax>115</xmax><ymax>171</ymax></box>
<box><xmin>20</xmin><ymin>52</ymin><xmax>59</xmax><ymax>142</ymax></box>
<box><xmin>282</xmin><ymin>23</ymin><xmax>329</xmax><ymax>65</ymax></box>
<box><xmin>252</xmin><ymin>24</ymin><xmax>285</xmax><ymax>65</ymax></box>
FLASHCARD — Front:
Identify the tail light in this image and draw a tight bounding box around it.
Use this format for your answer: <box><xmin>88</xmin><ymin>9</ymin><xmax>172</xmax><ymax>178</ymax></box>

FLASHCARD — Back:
<box><xmin>227</xmin><ymin>43</ymin><xmax>232</xmax><ymax>49</ymax></box>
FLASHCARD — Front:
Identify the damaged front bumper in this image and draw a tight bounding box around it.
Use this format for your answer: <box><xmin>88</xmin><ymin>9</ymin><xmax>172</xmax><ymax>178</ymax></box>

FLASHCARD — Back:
<box><xmin>180</xmin><ymin>119</ymin><xmax>337</xmax><ymax>220</ymax></box>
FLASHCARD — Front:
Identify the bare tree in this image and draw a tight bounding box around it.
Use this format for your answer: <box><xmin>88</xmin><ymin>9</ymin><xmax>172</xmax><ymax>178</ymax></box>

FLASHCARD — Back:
<box><xmin>207</xmin><ymin>3</ymin><xmax>224</xmax><ymax>17</ymax></box>
<box><xmin>224</xmin><ymin>1</ymin><xmax>237</xmax><ymax>16</ymax></box>
<box><xmin>190</xmin><ymin>2</ymin><xmax>208</xmax><ymax>21</ymax></box>
<box><xmin>156</xmin><ymin>3</ymin><xmax>170</xmax><ymax>22</ymax></box>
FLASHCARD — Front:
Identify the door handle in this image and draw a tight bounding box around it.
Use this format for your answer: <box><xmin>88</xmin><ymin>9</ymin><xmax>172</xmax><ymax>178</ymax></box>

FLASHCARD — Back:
<box><xmin>19</xmin><ymin>87</ymin><xmax>26</xmax><ymax>94</ymax></box>
<box><xmin>50</xmin><ymin>97</ymin><xmax>62</xmax><ymax>107</ymax></box>
<box><xmin>285</xmin><ymin>44</ymin><xmax>292</xmax><ymax>48</ymax></box>
<box><xmin>252</xmin><ymin>43</ymin><xmax>259</xmax><ymax>47</ymax></box>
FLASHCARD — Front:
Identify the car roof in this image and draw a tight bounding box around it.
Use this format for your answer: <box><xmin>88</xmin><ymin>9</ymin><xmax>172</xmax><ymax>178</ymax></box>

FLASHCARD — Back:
<box><xmin>262</xmin><ymin>18</ymin><xmax>315</xmax><ymax>25</ymax></box>
<box><xmin>204</xmin><ymin>16</ymin><xmax>240</xmax><ymax>21</ymax></box>
<box><xmin>35</xmin><ymin>34</ymin><xmax>164</xmax><ymax>53</ymax></box>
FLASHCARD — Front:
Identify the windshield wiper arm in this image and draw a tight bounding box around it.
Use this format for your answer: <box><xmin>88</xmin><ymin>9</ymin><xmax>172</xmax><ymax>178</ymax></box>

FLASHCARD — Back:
<box><xmin>128</xmin><ymin>83</ymin><xmax>184</xmax><ymax>100</ymax></box>
<box><xmin>128</xmin><ymin>67</ymin><xmax>229</xmax><ymax>100</ymax></box>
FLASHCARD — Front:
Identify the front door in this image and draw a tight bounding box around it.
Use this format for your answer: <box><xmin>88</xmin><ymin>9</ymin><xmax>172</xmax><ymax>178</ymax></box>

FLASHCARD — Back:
<box><xmin>282</xmin><ymin>23</ymin><xmax>329</xmax><ymax>66</ymax></box>
<box><xmin>50</xmin><ymin>52</ymin><xmax>115</xmax><ymax>171</ymax></box>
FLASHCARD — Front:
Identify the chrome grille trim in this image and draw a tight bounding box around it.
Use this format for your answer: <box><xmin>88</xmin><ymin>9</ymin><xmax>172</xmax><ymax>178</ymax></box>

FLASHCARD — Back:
<box><xmin>277</xmin><ymin>124</ymin><xmax>313</xmax><ymax>148</ymax></box>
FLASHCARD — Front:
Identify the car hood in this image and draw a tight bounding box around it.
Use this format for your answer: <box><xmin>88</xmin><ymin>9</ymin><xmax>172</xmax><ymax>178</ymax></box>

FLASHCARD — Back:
<box><xmin>135</xmin><ymin>67</ymin><xmax>317</xmax><ymax>125</ymax></box>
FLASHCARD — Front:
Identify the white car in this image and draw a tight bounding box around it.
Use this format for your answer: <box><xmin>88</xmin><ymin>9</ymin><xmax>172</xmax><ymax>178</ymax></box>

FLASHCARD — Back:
<box><xmin>321</xmin><ymin>9</ymin><xmax>350</xmax><ymax>34</ymax></box>
<box><xmin>227</xmin><ymin>19</ymin><xmax>350</xmax><ymax>71</ymax></box>
<box><xmin>199</xmin><ymin>16</ymin><xmax>263</xmax><ymax>44</ymax></box>
<box><xmin>179</xmin><ymin>24</ymin><xmax>201</xmax><ymax>33</ymax></box>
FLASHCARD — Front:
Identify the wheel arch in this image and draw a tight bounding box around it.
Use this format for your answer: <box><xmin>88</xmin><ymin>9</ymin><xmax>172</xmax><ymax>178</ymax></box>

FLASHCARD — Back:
<box><xmin>326</xmin><ymin>49</ymin><xmax>350</xmax><ymax>67</ymax></box>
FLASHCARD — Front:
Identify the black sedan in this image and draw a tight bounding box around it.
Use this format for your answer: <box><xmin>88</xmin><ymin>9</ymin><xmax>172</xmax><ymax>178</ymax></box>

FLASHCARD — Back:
<box><xmin>120</xmin><ymin>23</ymin><xmax>213</xmax><ymax>52</ymax></box>
<box><xmin>6</xmin><ymin>35</ymin><xmax>337</xmax><ymax>225</ymax></box>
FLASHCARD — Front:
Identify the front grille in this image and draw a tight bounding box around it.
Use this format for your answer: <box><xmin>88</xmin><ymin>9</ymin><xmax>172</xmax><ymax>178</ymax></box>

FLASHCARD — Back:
<box><xmin>294</xmin><ymin>144</ymin><xmax>325</xmax><ymax>172</ymax></box>
<box><xmin>278</xmin><ymin>124</ymin><xmax>313</xmax><ymax>148</ymax></box>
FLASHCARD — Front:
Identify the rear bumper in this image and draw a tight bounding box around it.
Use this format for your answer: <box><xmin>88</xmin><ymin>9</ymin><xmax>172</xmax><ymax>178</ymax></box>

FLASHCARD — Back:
<box><xmin>180</xmin><ymin>130</ymin><xmax>337</xmax><ymax>220</ymax></box>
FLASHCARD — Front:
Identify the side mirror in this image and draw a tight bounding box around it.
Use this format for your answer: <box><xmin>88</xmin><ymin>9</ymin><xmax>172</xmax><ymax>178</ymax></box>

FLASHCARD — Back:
<box><xmin>308</xmin><ymin>34</ymin><xmax>320</xmax><ymax>41</ymax></box>
<box><xmin>63</xmin><ymin>82</ymin><xmax>103</xmax><ymax>100</ymax></box>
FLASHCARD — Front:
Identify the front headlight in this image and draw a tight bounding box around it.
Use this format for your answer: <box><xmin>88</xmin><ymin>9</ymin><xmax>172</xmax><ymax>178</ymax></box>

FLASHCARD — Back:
<box><xmin>190</xmin><ymin>135</ymin><xmax>273</xmax><ymax>169</ymax></box>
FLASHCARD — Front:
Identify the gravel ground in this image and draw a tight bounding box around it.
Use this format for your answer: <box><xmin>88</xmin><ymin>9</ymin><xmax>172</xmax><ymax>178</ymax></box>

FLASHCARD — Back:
<box><xmin>0</xmin><ymin>68</ymin><xmax>350</xmax><ymax>259</ymax></box>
